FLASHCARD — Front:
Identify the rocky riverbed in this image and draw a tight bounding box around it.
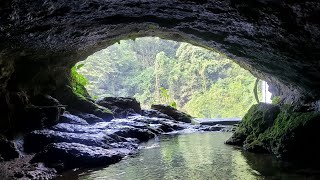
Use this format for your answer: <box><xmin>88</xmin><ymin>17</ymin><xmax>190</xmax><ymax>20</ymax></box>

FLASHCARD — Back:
<box><xmin>0</xmin><ymin>97</ymin><xmax>233</xmax><ymax>180</ymax></box>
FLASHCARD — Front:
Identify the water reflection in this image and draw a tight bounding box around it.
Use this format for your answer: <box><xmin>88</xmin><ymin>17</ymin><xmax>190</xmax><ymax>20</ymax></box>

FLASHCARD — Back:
<box><xmin>59</xmin><ymin>132</ymin><xmax>320</xmax><ymax>180</ymax></box>
<box><xmin>79</xmin><ymin>132</ymin><xmax>258</xmax><ymax>180</ymax></box>
<box><xmin>242</xmin><ymin>151</ymin><xmax>320</xmax><ymax>180</ymax></box>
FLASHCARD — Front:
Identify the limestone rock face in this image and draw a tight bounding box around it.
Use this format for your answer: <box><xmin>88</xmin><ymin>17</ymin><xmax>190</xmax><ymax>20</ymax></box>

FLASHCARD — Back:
<box><xmin>0</xmin><ymin>1</ymin><xmax>320</xmax><ymax>128</ymax></box>
<box><xmin>1</xmin><ymin>0</ymin><xmax>320</xmax><ymax>102</ymax></box>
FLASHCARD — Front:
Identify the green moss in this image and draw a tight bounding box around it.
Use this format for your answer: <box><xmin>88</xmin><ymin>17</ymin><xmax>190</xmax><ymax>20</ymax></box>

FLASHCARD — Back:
<box><xmin>148</xmin><ymin>24</ymin><xmax>159</xmax><ymax>30</ymax></box>
<box><xmin>271</xmin><ymin>96</ymin><xmax>281</xmax><ymax>105</ymax></box>
<box><xmin>227</xmin><ymin>103</ymin><xmax>278</xmax><ymax>146</ymax></box>
<box><xmin>235</xmin><ymin>103</ymin><xmax>279</xmax><ymax>138</ymax></box>
<box><xmin>258</xmin><ymin>107</ymin><xmax>320</xmax><ymax>142</ymax></box>
<box><xmin>244</xmin><ymin>139</ymin><xmax>268</xmax><ymax>153</ymax></box>
<box><xmin>103</xmin><ymin>108</ymin><xmax>112</xmax><ymax>114</ymax></box>
<box><xmin>71</xmin><ymin>65</ymin><xmax>89</xmax><ymax>97</ymax></box>
<box><xmin>228</xmin><ymin>102</ymin><xmax>320</xmax><ymax>158</ymax></box>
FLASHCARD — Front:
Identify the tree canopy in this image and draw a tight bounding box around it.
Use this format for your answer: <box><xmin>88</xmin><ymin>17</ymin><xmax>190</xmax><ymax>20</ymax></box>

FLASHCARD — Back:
<box><xmin>75</xmin><ymin>37</ymin><xmax>259</xmax><ymax>118</ymax></box>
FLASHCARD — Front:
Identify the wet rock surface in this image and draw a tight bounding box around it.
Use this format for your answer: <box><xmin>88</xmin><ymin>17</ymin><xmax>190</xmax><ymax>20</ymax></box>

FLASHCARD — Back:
<box><xmin>20</xmin><ymin>110</ymin><xmax>228</xmax><ymax>176</ymax></box>
<box><xmin>59</xmin><ymin>111</ymin><xmax>89</xmax><ymax>125</ymax></box>
<box><xmin>31</xmin><ymin>142</ymin><xmax>127</xmax><ymax>171</ymax></box>
<box><xmin>151</xmin><ymin>104</ymin><xmax>193</xmax><ymax>123</ymax></box>
<box><xmin>142</xmin><ymin>109</ymin><xmax>175</xmax><ymax>120</ymax></box>
<box><xmin>97</xmin><ymin>97</ymin><xmax>142</xmax><ymax>118</ymax></box>
<box><xmin>72</xmin><ymin>111</ymin><xmax>105</xmax><ymax>124</ymax></box>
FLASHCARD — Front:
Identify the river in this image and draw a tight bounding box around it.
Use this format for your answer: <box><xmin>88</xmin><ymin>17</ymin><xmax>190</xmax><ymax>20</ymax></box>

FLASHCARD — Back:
<box><xmin>58</xmin><ymin>132</ymin><xmax>320</xmax><ymax>180</ymax></box>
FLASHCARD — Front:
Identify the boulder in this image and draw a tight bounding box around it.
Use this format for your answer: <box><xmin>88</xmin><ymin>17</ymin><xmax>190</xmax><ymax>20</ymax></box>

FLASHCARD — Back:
<box><xmin>31</xmin><ymin>142</ymin><xmax>127</xmax><ymax>171</ymax></box>
<box><xmin>55</xmin><ymin>86</ymin><xmax>113</xmax><ymax>121</ymax></box>
<box><xmin>151</xmin><ymin>104</ymin><xmax>192</xmax><ymax>123</ymax></box>
<box><xmin>73</xmin><ymin>112</ymin><xmax>105</xmax><ymax>124</ymax></box>
<box><xmin>0</xmin><ymin>135</ymin><xmax>19</xmax><ymax>161</ymax></box>
<box><xmin>141</xmin><ymin>109</ymin><xmax>175</xmax><ymax>120</ymax></box>
<box><xmin>30</xmin><ymin>94</ymin><xmax>65</xmax><ymax>127</ymax></box>
<box><xmin>59</xmin><ymin>112</ymin><xmax>89</xmax><ymax>125</ymax></box>
<box><xmin>127</xmin><ymin>116</ymin><xmax>184</xmax><ymax>131</ymax></box>
<box><xmin>111</xmin><ymin>127</ymin><xmax>155</xmax><ymax>142</ymax></box>
<box><xmin>225</xmin><ymin>103</ymin><xmax>280</xmax><ymax>146</ymax></box>
<box><xmin>24</xmin><ymin>120</ymin><xmax>155</xmax><ymax>153</ymax></box>
<box><xmin>226</xmin><ymin>103</ymin><xmax>320</xmax><ymax>163</ymax></box>
<box><xmin>9</xmin><ymin>94</ymin><xmax>64</xmax><ymax>131</ymax></box>
<box><xmin>24</xmin><ymin>130</ymin><xmax>117</xmax><ymax>153</ymax></box>
<box><xmin>111</xmin><ymin>118</ymin><xmax>149</xmax><ymax>129</ymax></box>
<box><xmin>97</xmin><ymin>97</ymin><xmax>141</xmax><ymax>118</ymax></box>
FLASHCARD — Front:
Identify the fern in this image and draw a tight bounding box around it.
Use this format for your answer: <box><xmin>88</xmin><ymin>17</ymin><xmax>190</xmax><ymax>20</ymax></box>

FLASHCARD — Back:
<box><xmin>71</xmin><ymin>64</ymin><xmax>89</xmax><ymax>96</ymax></box>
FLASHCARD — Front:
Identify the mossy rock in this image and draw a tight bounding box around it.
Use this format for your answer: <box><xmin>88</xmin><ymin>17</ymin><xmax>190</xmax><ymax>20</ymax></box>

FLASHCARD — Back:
<box><xmin>55</xmin><ymin>86</ymin><xmax>113</xmax><ymax>121</ymax></box>
<box><xmin>257</xmin><ymin>107</ymin><xmax>320</xmax><ymax>161</ymax></box>
<box><xmin>226</xmin><ymin>103</ymin><xmax>280</xmax><ymax>146</ymax></box>
<box><xmin>227</xmin><ymin>102</ymin><xmax>320</xmax><ymax>163</ymax></box>
<box><xmin>243</xmin><ymin>139</ymin><xmax>268</xmax><ymax>153</ymax></box>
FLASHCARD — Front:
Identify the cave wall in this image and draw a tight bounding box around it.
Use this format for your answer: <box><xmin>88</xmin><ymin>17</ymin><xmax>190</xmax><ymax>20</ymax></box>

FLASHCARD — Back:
<box><xmin>0</xmin><ymin>0</ymin><xmax>320</xmax><ymax>109</ymax></box>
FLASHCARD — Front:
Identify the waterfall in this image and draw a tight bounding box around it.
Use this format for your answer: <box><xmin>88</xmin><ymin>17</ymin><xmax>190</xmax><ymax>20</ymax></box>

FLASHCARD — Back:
<box><xmin>261</xmin><ymin>81</ymin><xmax>272</xmax><ymax>103</ymax></box>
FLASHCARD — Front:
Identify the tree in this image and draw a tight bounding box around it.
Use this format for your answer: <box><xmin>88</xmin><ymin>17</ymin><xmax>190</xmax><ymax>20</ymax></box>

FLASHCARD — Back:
<box><xmin>74</xmin><ymin>37</ymin><xmax>259</xmax><ymax>118</ymax></box>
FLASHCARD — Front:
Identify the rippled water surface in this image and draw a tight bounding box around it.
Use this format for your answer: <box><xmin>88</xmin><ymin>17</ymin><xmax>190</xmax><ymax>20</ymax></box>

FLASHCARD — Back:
<box><xmin>61</xmin><ymin>132</ymin><xmax>320</xmax><ymax>180</ymax></box>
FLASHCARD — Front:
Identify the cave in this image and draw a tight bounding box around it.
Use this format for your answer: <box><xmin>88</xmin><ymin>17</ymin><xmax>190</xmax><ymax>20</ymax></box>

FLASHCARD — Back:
<box><xmin>1</xmin><ymin>0</ymin><xmax>320</xmax><ymax>179</ymax></box>
<box><xmin>74</xmin><ymin>36</ymin><xmax>262</xmax><ymax>119</ymax></box>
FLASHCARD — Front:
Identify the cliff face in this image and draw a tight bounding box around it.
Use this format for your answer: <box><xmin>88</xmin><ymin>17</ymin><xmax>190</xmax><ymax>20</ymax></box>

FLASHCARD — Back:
<box><xmin>0</xmin><ymin>1</ymin><xmax>319</xmax><ymax>114</ymax></box>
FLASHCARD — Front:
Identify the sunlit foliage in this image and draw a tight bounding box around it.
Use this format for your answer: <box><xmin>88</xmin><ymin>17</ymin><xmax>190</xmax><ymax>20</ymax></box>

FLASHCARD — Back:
<box><xmin>75</xmin><ymin>37</ymin><xmax>259</xmax><ymax>118</ymax></box>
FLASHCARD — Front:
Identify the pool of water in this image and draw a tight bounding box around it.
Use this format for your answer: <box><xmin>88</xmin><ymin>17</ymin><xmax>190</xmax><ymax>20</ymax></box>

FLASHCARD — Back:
<box><xmin>59</xmin><ymin>132</ymin><xmax>320</xmax><ymax>180</ymax></box>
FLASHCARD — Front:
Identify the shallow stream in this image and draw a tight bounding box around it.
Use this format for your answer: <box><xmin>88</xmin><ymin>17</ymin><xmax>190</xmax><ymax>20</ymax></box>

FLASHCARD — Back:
<box><xmin>59</xmin><ymin>132</ymin><xmax>320</xmax><ymax>180</ymax></box>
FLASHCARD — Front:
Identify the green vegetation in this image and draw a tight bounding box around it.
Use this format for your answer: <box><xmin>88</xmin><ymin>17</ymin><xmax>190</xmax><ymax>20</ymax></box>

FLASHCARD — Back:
<box><xmin>229</xmin><ymin>102</ymin><xmax>320</xmax><ymax>155</ymax></box>
<box><xmin>71</xmin><ymin>64</ymin><xmax>89</xmax><ymax>97</ymax></box>
<box><xmin>271</xmin><ymin>96</ymin><xmax>281</xmax><ymax>105</ymax></box>
<box><xmin>159</xmin><ymin>87</ymin><xmax>177</xmax><ymax>108</ymax></box>
<box><xmin>74</xmin><ymin>37</ymin><xmax>260</xmax><ymax>118</ymax></box>
<box><xmin>257</xmin><ymin>106</ymin><xmax>320</xmax><ymax>152</ymax></box>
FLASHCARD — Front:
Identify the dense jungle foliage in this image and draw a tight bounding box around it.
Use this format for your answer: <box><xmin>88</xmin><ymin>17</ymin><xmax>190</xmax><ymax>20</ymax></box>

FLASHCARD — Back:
<box><xmin>75</xmin><ymin>37</ymin><xmax>260</xmax><ymax>118</ymax></box>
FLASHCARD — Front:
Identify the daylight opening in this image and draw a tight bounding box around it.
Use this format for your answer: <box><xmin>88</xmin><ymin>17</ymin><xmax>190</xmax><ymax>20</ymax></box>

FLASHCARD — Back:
<box><xmin>73</xmin><ymin>37</ymin><xmax>266</xmax><ymax>118</ymax></box>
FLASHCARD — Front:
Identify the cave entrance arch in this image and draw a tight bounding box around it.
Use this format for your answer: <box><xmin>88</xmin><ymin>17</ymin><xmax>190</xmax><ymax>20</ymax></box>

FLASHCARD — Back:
<box><xmin>1</xmin><ymin>1</ymin><xmax>319</xmax><ymax>132</ymax></box>
<box><xmin>73</xmin><ymin>36</ymin><xmax>263</xmax><ymax>119</ymax></box>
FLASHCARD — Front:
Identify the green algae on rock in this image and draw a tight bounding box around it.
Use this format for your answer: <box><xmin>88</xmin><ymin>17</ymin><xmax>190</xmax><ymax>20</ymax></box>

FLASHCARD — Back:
<box><xmin>226</xmin><ymin>103</ymin><xmax>320</xmax><ymax>162</ymax></box>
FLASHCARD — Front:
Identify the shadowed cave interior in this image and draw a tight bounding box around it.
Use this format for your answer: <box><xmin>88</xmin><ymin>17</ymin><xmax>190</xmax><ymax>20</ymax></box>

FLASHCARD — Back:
<box><xmin>1</xmin><ymin>0</ymin><xmax>320</xmax><ymax>179</ymax></box>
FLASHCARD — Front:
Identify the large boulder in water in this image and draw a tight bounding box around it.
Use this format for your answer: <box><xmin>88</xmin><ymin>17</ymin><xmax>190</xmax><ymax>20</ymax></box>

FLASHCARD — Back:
<box><xmin>23</xmin><ymin>129</ymin><xmax>117</xmax><ymax>153</ymax></box>
<box><xmin>23</xmin><ymin>120</ymin><xmax>154</xmax><ymax>153</ymax></box>
<box><xmin>141</xmin><ymin>109</ymin><xmax>175</xmax><ymax>120</ymax></box>
<box><xmin>97</xmin><ymin>97</ymin><xmax>141</xmax><ymax>118</ymax></box>
<box><xmin>226</xmin><ymin>103</ymin><xmax>320</xmax><ymax>163</ymax></box>
<box><xmin>31</xmin><ymin>142</ymin><xmax>127</xmax><ymax>171</ymax></box>
<box><xmin>151</xmin><ymin>104</ymin><xmax>192</xmax><ymax>123</ymax></box>
<box><xmin>0</xmin><ymin>135</ymin><xmax>19</xmax><ymax>161</ymax></box>
<box><xmin>225</xmin><ymin>103</ymin><xmax>280</xmax><ymax>147</ymax></box>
